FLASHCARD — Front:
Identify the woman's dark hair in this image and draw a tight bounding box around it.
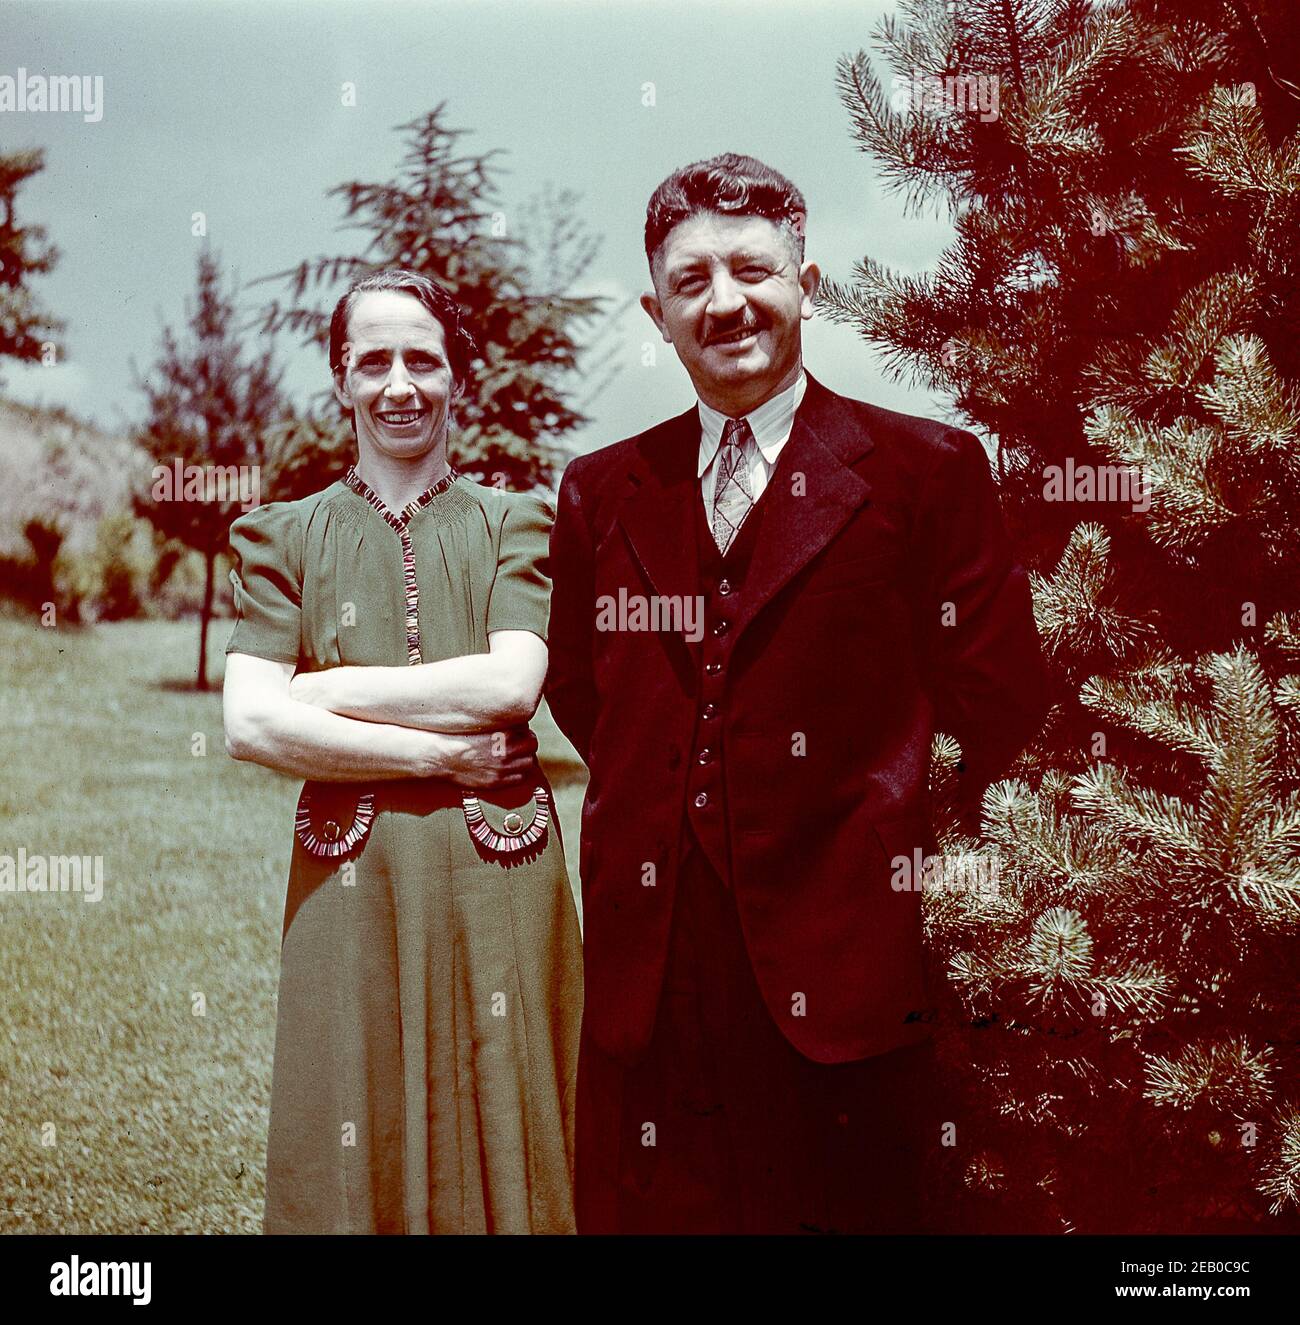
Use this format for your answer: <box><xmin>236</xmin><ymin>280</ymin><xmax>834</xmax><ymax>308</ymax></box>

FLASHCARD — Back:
<box><xmin>644</xmin><ymin>153</ymin><xmax>807</xmax><ymax>272</ymax></box>
<box><xmin>328</xmin><ymin>268</ymin><xmax>479</xmax><ymax>386</ymax></box>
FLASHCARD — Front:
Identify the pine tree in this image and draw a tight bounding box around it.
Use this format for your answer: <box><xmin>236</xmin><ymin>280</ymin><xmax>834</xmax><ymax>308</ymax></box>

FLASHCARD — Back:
<box><xmin>824</xmin><ymin>0</ymin><xmax>1300</xmax><ymax>1231</ymax></box>
<box><xmin>255</xmin><ymin>105</ymin><xmax>613</xmax><ymax>491</ymax></box>
<box><xmin>0</xmin><ymin>146</ymin><xmax>64</xmax><ymax>377</ymax></box>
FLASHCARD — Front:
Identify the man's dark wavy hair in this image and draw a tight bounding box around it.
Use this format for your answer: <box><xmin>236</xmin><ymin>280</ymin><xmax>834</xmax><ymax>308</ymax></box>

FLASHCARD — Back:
<box><xmin>328</xmin><ymin>268</ymin><xmax>479</xmax><ymax>387</ymax></box>
<box><xmin>644</xmin><ymin>153</ymin><xmax>807</xmax><ymax>273</ymax></box>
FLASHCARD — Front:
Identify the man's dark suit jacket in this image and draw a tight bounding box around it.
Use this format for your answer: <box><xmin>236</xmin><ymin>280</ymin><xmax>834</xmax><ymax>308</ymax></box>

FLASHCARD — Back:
<box><xmin>546</xmin><ymin>371</ymin><xmax>1050</xmax><ymax>1067</ymax></box>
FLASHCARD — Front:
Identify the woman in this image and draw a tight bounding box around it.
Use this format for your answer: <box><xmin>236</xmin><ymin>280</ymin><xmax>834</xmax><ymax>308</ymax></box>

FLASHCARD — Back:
<box><xmin>222</xmin><ymin>269</ymin><xmax>582</xmax><ymax>1234</ymax></box>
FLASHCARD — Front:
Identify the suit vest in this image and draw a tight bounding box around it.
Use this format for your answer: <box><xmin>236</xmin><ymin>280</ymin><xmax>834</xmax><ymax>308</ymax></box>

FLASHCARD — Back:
<box><xmin>682</xmin><ymin>481</ymin><xmax>771</xmax><ymax>884</ymax></box>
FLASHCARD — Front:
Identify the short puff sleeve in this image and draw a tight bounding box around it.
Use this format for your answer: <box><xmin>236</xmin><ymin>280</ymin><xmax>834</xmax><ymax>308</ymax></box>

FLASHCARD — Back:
<box><xmin>225</xmin><ymin>501</ymin><xmax>303</xmax><ymax>665</ymax></box>
<box><xmin>486</xmin><ymin>489</ymin><xmax>556</xmax><ymax>642</ymax></box>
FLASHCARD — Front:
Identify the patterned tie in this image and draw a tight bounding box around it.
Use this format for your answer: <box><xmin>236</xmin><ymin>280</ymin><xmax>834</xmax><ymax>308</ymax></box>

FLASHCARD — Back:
<box><xmin>712</xmin><ymin>416</ymin><xmax>755</xmax><ymax>555</ymax></box>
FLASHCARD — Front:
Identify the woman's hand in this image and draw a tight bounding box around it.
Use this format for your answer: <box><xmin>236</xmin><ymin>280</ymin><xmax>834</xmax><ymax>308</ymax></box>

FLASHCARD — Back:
<box><xmin>433</xmin><ymin>726</ymin><xmax>540</xmax><ymax>790</ymax></box>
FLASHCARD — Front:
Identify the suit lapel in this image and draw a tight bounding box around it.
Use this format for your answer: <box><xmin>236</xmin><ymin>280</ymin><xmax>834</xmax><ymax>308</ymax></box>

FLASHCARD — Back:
<box><xmin>728</xmin><ymin>374</ymin><xmax>874</xmax><ymax>640</ymax></box>
<box><xmin>615</xmin><ymin>373</ymin><xmax>875</xmax><ymax>654</ymax></box>
<box><xmin>616</xmin><ymin>406</ymin><xmax>704</xmax><ymax>654</ymax></box>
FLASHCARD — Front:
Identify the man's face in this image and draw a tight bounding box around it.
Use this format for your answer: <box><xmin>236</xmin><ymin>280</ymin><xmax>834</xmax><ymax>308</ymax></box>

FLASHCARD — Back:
<box><xmin>641</xmin><ymin>211</ymin><xmax>819</xmax><ymax>414</ymax></box>
<box><xmin>332</xmin><ymin>289</ymin><xmax>458</xmax><ymax>464</ymax></box>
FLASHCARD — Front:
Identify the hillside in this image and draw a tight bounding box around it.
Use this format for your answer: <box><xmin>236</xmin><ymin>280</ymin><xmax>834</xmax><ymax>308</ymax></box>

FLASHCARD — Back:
<box><xmin>0</xmin><ymin>395</ymin><xmax>144</xmax><ymax>557</ymax></box>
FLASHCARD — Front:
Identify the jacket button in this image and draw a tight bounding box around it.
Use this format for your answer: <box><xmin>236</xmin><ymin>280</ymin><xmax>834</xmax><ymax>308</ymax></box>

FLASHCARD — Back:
<box><xmin>703</xmin><ymin>703</ymin><xmax>718</xmax><ymax>719</ymax></box>
<box><xmin>718</xmin><ymin>579</ymin><xmax>733</xmax><ymax>596</ymax></box>
<box><xmin>713</xmin><ymin>620</ymin><xmax>729</xmax><ymax>635</ymax></box>
<box><xmin>705</xmin><ymin>661</ymin><xmax>722</xmax><ymax>675</ymax></box>
<box><xmin>321</xmin><ymin>820</ymin><xmax>341</xmax><ymax>842</ymax></box>
<box><xmin>697</xmin><ymin>748</ymin><xmax>713</xmax><ymax>764</ymax></box>
<box><xmin>694</xmin><ymin>792</ymin><xmax>709</xmax><ymax>809</ymax></box>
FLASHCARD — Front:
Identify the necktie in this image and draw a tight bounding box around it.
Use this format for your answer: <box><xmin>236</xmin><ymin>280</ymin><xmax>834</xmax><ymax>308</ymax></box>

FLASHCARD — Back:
<box><xmin>712</xmin><ymin>416</ymin><xmax>754</xmax><ymax>555</ymax></box>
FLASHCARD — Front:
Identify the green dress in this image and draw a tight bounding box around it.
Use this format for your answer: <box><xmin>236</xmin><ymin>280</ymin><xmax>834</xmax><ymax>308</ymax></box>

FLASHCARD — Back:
<box><xmin>226</xmin><ymin>466</ymin><xmax>582</xmax><ymax>1234</ymax></box>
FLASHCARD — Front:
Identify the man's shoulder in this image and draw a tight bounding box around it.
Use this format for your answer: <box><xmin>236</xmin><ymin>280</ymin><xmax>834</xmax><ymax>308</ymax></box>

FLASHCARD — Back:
<box><xmin>811</xmin><ymin>377</ymin><xmax>983</xmax><ymax>474</ymax></box>
<box><xmin>557</xmin><ymin>407</ymin><xmax>694</xmax><ymax>492</ymax></box>
<box><xmin>556</xmin><ymin>378</ymin><xmax>989</xmax><ymax>499</ymax></box>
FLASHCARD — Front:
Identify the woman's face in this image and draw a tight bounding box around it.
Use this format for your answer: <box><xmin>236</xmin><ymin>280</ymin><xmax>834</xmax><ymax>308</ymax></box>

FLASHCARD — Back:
<box><xmin>332</xmin><ymin>289</ymin><xmax>458</xmax><ymax>464</ymax></box>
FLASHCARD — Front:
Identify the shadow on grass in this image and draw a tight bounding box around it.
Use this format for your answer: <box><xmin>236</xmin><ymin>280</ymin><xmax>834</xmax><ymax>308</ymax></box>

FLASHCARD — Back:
<box><xmin>153</xmin><ymin>677</ymin><xmax>223</xmax><ymax>694</ymax></box>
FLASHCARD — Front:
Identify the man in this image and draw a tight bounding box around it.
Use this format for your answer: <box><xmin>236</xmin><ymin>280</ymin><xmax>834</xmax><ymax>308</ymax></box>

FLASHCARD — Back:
<box><xmin>546</xmin><ymin>154</ymin><xmax>1050</xmax><ymax>1234</ymax></box>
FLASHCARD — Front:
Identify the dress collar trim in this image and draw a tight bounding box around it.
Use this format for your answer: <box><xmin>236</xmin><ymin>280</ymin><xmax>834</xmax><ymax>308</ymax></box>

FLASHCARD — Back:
<box><xmin>343</xmin><ymin>463</ymin><xmax>459</xmax><ymax>528</ymax></box>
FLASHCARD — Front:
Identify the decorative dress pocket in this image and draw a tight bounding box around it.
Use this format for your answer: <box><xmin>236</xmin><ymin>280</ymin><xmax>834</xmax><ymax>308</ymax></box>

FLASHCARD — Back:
<box><xmin>461</xmin><ymin>787</ymin><xmax>550</xmax><ymax>864</ymax></box>
<box><xmin>294</xmin><ymin>782</ymin><xmax>376</xmax><ymax>859</ymax></box>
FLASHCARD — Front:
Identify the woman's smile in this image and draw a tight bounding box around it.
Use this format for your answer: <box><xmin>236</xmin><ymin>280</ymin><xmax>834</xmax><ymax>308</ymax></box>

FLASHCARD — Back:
<box><xmin>373</xmin><ymin>405</ymin><xmax>429</xmax><ymax>431</ymax></box>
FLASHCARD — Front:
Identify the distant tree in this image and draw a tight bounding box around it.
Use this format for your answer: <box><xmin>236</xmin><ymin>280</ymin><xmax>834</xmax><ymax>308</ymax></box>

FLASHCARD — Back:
<box><xmin>0</xmin><ymin>146</ymin><xmax>64</xmax><ymax>380</ymax></box>
<box><xmin>255</xmin><ymin>105</ymin><xmax>615</xmax><ymax>490</ymax></box>
<box><xmin>134</xmin><ymin>248</ymin><xmax>286</xmax><ymax>690</ymax></box>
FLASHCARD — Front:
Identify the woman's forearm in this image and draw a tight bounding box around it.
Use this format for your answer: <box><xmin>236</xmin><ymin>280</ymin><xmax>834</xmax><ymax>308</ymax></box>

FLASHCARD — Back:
<box><xmin>294</xmin><ymin>639</ymin><xmax>544</xmax><ymax>733</ymax></box>
<box><xmin>226</xmin><ymin>692</ymin><xmax>454</xmax><ymax>781</ymax></box>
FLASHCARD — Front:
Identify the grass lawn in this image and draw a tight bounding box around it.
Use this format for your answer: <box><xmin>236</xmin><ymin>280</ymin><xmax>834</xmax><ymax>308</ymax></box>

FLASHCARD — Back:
<box><xmin>0</xmin><ymin>615</ymin><xmax>587</xmax><ymax>1233</ymax></box>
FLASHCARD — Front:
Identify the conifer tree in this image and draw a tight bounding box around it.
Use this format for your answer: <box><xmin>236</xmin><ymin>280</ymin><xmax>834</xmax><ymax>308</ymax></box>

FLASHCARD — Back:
<box><xmin>0</xmin><ymin>146</ymin><xmax>63</xmax><ymax>378</ymax></box>
<box><xmin>824</xmin><ymin>0</ymin><xmax>1300</xmax><ymax>1231</ymax></box>
<box><xmin>135</xmin><ymin>248</ymin><xmax>286</xmax><ymax>691</ymax></box>
<box><xmin>256</xmin><ymin>105</ymin><xmax>612</xmax><ymax>491</ymax></box>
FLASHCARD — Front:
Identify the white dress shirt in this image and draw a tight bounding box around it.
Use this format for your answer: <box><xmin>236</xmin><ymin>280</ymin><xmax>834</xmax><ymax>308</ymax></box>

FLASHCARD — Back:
<box><xmin>697</xmin><ymin>369</ymin><xmax>808</xmax><ymax>513</ymax></box>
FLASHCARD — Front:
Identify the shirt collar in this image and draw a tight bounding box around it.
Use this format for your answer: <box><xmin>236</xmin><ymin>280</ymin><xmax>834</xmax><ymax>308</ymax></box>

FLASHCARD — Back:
<box><xmin>697</xmin><ymin>369</ymin><xmax>808</xmax><ymax>477</ymax></box>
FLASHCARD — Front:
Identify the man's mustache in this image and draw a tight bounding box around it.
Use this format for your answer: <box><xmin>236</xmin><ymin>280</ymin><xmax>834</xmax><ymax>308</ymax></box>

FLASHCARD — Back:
<box><xmin>704</xmin><ymin>320</ymin><xmax>765</xmax><ymax>345</ymax></box>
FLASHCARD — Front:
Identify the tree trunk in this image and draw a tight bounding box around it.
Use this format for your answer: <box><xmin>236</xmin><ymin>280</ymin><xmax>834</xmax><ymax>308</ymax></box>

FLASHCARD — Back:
<box><xmin>197</xmin><ymin>545</ymin><xmax>215</xmax><ymax>692</ymax></box>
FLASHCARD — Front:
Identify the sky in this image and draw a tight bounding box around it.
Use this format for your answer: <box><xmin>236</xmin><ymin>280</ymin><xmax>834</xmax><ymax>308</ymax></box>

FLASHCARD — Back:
<box><xmin>1</xmin><ymin>0</ymin><xmax>958</xmax><ymax>457</ymax></box>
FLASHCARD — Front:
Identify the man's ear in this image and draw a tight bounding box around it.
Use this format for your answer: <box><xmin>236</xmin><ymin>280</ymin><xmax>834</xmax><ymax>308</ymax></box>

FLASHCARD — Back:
<box><xmin>639</xmin><ymin>290</ymin><xmax>672</xmax><ymax>344</ymax></box>
<box><xmin>798</xmin><ymin>261</ymin><xmax>821</xmax><ymax>320</ymax></box>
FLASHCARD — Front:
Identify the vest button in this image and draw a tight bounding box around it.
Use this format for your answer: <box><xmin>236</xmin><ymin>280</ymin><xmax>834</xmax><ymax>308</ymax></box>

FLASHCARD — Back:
<box><xmin>694</xmin><ymin>792</ymin><xmax>709</xmax><ymax>809</ymax></box>
<box><xmin>697</xmin><ymin>748</ymin><xmax>713</xmax><ymax>764</ymax></box>
<box><xmin>321</xmin><ymin>820</ymin><xmax>341</xmax><ymax>843</ymax></box>
<box><xmin>718</xmin><ymin>578</ymin><xmax>733</xmax><ymax>596</ymax></box>
<box><xmin>713</xmin><ymin>619</ymin><xmax>729</xmax><ymax>635</ymax></box>
<box><xmin>705</xmin><ymin>661</ymin><xmax>722</xmax><ymax>675</ymax></box>
<box><xmin>703</xmin><ymin>703</ymin><xmax>718</xmax><ymax>719</ymax></box>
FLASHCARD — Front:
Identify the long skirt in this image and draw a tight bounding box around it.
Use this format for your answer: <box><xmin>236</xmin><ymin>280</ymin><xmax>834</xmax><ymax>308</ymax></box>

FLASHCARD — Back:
<box><xmin>264</xmin><ymin>779</ymin><xmax>583</xmax><ymax>1234</ymax></box>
